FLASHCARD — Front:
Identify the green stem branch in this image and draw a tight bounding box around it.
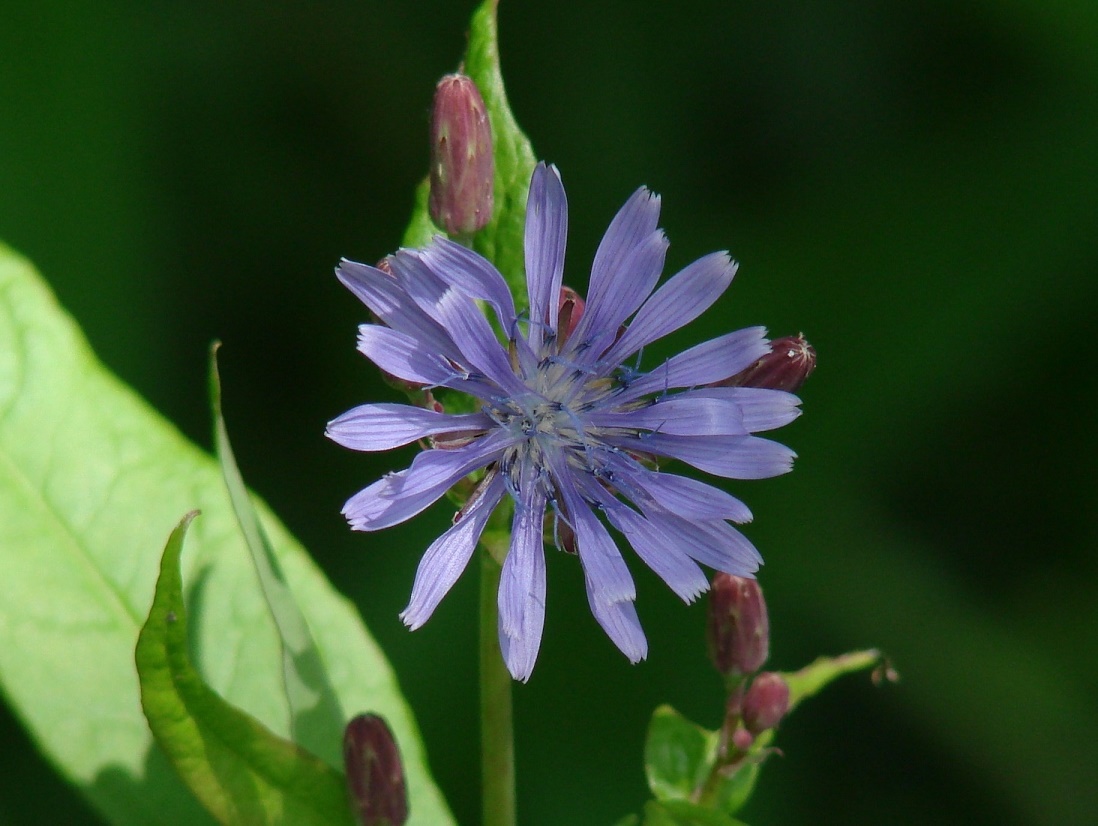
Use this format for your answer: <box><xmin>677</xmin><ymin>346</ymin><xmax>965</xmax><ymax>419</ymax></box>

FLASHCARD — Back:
<box><xmin>479</xmin><ymin>536</ymin><xmax>515</xmax><ymax>826</ymax></box>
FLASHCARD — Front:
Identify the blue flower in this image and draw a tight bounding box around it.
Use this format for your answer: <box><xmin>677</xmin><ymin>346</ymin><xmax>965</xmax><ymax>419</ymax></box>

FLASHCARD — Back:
<box><xmin>328</xmin><ymin>163</ymin><xmax>800</xmax><ymax>681</ymax></box>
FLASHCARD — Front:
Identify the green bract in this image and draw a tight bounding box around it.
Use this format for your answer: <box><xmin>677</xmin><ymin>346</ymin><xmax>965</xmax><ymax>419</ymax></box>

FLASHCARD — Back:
<box><xmin>0</xmin><ymin>243</ymin><xmax>454</xmax><ymax>824</ymax></box>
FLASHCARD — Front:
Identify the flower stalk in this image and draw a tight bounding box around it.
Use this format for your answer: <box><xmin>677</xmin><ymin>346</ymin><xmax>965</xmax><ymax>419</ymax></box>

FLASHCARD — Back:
<box><xmin>479</xmin><ymin>529</ymin><xmax>515</xmax><ymax>826</ymax></box>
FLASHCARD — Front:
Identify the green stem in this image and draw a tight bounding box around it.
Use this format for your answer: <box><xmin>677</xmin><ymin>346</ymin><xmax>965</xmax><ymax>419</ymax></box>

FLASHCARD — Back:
<box><xmin>479</xmin><ymin>537</ymin><xmax>515</xmax><ymax>826</ymax></box>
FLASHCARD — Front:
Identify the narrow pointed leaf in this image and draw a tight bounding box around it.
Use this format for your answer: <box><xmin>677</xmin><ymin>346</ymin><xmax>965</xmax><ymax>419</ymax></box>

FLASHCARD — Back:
<box><xmin>210</xmin><ymin>344</ymin><xmax>345</xmax><ymax>768</ymax></box>
<box><xmin>136</xmin><ymin>512</ymin><xmax>354</xmax><ymax>826</ymax></box>
<box><xmin>781</xmin><ymin>648</ymin><xmax>888</xmax><ymax>712</ymax></box>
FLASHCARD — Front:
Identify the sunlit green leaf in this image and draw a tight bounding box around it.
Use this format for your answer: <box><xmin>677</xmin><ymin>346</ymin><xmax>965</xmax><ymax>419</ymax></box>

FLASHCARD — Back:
<box><xmin>0</xmin><ymin>241</ymin><xmax>454</xmax><ymax>825</ymax></box>
<box><xmin>136</xmin><ymin>512</ymin><xmax>354</xmax><ymax>825</ymax></box>
<box><xmin>644</xmin><ymin>705</ymin><xmax>718</xmax><ymax>803</ymax></box>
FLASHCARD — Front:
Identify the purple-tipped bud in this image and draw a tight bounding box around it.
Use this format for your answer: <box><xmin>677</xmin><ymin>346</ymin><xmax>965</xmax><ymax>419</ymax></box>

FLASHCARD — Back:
<box><xmin>706</xmin><ymin>574</ymin><xmax>770</xmax><ymax>679</ymax></box>
<box><xmin>720</xmin><ymin>333</ymin><xmax>816</xmax><ymax>392</ymax></box>
<box><xmin>557</xmin><ymin>286</ymin><xmax>585</xmax><ymax>344</ymax></box>
<box><xmin>742</xmin><ymin>672</ymin><xmax>790</xmax><ymax>734</ymax></box>
<box><xmin>730</xmin><ymin>727</ymin><xmax>756</xmax><ymax>753</ymax></box>
<box><xmin>429</xmin><ymin>73</ymin><xmax>494</xmax><ymax>236</ymax></box>
<box><xmin>344</xmin><ymin>714</ymin><xmax>408</xmax><ymax>826</ymax></box>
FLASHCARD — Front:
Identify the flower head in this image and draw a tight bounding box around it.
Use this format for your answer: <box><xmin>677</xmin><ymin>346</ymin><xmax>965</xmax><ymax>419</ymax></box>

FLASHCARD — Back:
<box><xmin>328</xmin><ymin>163</ymin><xmax>800</xmax><ymax>681</ymax></box>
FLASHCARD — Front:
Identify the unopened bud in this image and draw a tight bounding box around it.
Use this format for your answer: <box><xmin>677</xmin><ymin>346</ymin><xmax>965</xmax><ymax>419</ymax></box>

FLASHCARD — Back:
<box><xmin>730</xmin><ymin>727</ymin><xmax>755</xmax><ymax>753</ymax></box>
<box><xmin>429</xmin><ymin>73</ymin><xmax>494</xmax><ymax>236</ymax></box>
<box><xmin>344</xmin><ymin>714</ymin><xmax>408</xmax><ymax>826</ymax></box>
<box><xmin>742</xmin><ymin>672</ymin><xmax>790</xmax><ymax>734</ymax></box>
<box><xmin>720</xmin><ymin>333</ymin><xmax>816</xmax><ymax>392</ymax></box>
<box><xmin>557</xmin><ymin>286</ymin><xmax>585</xmax><ymax>344</ymax></box>
<box><xmin>706</xmin><ymin>574</ymin><xmax>770</xmax><ymax>679</ymax></box>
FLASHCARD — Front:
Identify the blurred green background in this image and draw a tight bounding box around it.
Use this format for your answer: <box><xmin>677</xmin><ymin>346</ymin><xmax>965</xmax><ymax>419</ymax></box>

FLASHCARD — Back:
<box><xmin>2</xmin><ymin>0</ymin><xmax>1096</xmax><ymax>824</ymax></box>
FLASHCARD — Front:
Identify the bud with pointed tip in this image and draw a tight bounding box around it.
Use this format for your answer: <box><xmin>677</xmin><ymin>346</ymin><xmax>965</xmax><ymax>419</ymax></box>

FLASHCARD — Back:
<box><xmin>429</xmin><ymin>73</ymin><xmax>494</xmax><ymax>236</ymax></box>
<box><xmin>344</xmin><ymin>714</ymin><xmax>408</xmax><ymax>826</ymax></box>
<box><xmin>706</xmin><ymin>573</ymin><xmax>770</xmax><ymax>680</ymax></box>
<box><xmin>720</xmin><ymin>333</ymin><xmax>816</xmax><ymax>392</ymax></box>
<box><xmin>742</xmin><ymin>672</ymin><xmax>790</xmax><ymax>734</ymax></box>
<box><xmin>557</xmin><ymin>286</ymin><xmax>585</xmax><ymax>344</ymax></box>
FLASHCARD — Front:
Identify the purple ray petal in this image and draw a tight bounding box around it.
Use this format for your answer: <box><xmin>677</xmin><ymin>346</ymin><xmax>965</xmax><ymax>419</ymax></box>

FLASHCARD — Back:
<box><xmin>615</xmin><ymin>327</ymin><xmax>770</xmax><ymax>401</ymax></box>
<box><xmin>642</xmin><ymin>507</ymin><xmax>762</xmax><ymax>574</ymax></box>
<box><xmin>587</xmin><ymin>186</ymin><xmax>662</xmax><ymax>309</ymax></box>
<box><xmin>419</xmin><ymin>237</ymin><xmax>517</xmax><ymax>331</ymax></box>
<box><xmin>326</xmin><ymin>403</ymin><xmax>492</xmax><ymax>452</ymax></box>
<box><xmin>356</xmin><ymin>325</ymin><xmax>457</xmax><ymax>387</ymax></box>
<box><xmin>498</xmin><ymin>473</ymin><xmax>548</xmax><ymax>682</ymax></box>
<box><xmin>602</xmin><ymin>251</ymin><xmax>738</xmax><ymax>369</ymax></box>
<box><xmin>675</xmin><ymin>386</ymin><xmax>802</xmax><ymax>432</ymax></box>
<box><xmin>608</xmin><ymin>431</ymin><xmax>796</xmax><ymax>479</ymax></box>
<box><xmin>550</xmin><ymin>464</ymin><xmax>637</xmax><ymax>604</ymax></box>
<box><xmin>337</xmin><ymin>259</ymin><xmax>461</xmax><ymax>360</ymax></box>
<box><xmin>586</xmin><ymin>589</ymin><xmax>648</xmax><ymax>663</ymax></box>
<box><xmin>401</xmin><ymin>472</ymin><xmax>505</xmax><ymax>630</ymax></box>
<box><xmin>342</xmin><ymin>431</ymin><xmax>511</xmax><ymax>531</ymax></box>
<box><xmin>568</xmin><ymin>229</ymin><xmax>668</xmax><ymax>363</ymax></box>
<box><xmin>604</xmin><ymin>455</ymin><xmax>753</xmax><ymax>523</ymax></box>
<box><xmin>597</xmin><ymin>493</ymin><xmax>709</xmax><ymax>603</ymax></box>
<box><xmin>525</xmin><ymin>163</ymin><xmax>568</xmax><ymax>349</ymax></box>
<box><xmin>588</xmin><ymin>395</ymin><xmax>750</xmax><ymax>437</ymax></box>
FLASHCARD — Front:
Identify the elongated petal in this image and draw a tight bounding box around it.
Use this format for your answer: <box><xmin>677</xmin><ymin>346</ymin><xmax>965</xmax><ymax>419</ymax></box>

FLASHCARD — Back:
<box><xmin>568</xmin><ymin>229</ymin><xmax>668</xmax><ymax>362</ymax></box>
<box><xmin>401</xmin><ymin>473</ymin><xmax>505</xmax><ymax>629</ymax></box>
<box><xmin>586</xmin><ymin>590</ymin><xmax>647</xmax><ymax>664</ymax></box>
<box><xmin>615</xmin><ymin>327</ymin><xmax>770</xmax><ymax>401</ymax></box>
<box><xmin>525</xmin><ymin>163</ymin><xmax>568</xmax><ymax>348</ymax></box>
<box><xmin>599</xmin><ymin>495</ymin><xmax>709</xmax><ymax>603</ymax></box>
<box><xmin>342</xmin><ymin>431</ymin><xmax>510</xmax><ymax>530</ymax></box>
<box><xmin>605</xmin><ymin>456</ymin><xmax>753</xmax><ymax>523</ymax></box>
<box><xmin>395</xmin><ymin>250</ymin><xmax>527</xmax><ymax>396</ymax></box>
<box><xmin>603</xmin><ymin>252</ymin><xmax>738</xmax><ymax>368</ymax></box>
<box><xmin>498</xmin><ymin>474</ymin><xmax>548</xmax><ymax>682</ymax></box>
<box><xmin>644</xmin><ymin>508</ymin><xmax>762</xmax><ymax>574</ymax></box>
<box><xmin>676</xmin><ymin>386</ymin><xmax>802</xmax><ymax>432</ymax></box>
<box><xmin>356</xmin><ymin>325</ymin><xmax>457</xmax><ymax>386</ymax></box>
<box><xmin>587</xmin><ymin>186</ymin><xmax>662</xmax><ymax>309</ymax></box>
<box><xmin>610</xmin><ymin>431</ymin><xmax>796</xmax><ymax>479</ymax></box>
<box><xmin>337</xmin><ymin>259</ymin><xmax>461</xmax><ymax>360</ymax></box>
<box><xmin>326</xmin><ymin>403</ymin><xmax>492</xmax><ymax>452</ymax></box>
<box><xmin>419</xmin><ymin>237</ymin><xmax>517</xmax><ymax>332</ymax></box>
<box><xmin>589</xmin><ymin>395</ymin><xmax>749</xmax><ymax>436</ymax></box>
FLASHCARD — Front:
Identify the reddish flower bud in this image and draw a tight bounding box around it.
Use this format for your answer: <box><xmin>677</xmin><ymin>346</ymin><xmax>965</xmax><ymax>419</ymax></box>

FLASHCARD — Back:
<box><xmin>742</xmin><ymin>672</ymin><xmax>790</xmax><ymax>734</ymax></box>
<box><xmin>720</xmin><ymin>333</ymin><xmax>816</xmax><ymax>392</ymax></box>
<box><xmin>557</xmin><ymin>286</ymin><xmax>585</xmax><ymax>344</ymax></box>
<box><xmin>429</xmin><ymin>73</ymin><xmax>494</xmax><ymax>236</ymax></box>
<box><xmin>706</xmin><ymin>574</ymin><xmax>770</xmax><ymax>679</ymax></box>
<box><xmin>730</xmin><ymin>727</ymin><xmax>756</xmax><ymax>753</ymax></box>
<box><xmin>344</xmin><ymin>714</ymin><xmax>408</xmax><ymax>826</ymax></box>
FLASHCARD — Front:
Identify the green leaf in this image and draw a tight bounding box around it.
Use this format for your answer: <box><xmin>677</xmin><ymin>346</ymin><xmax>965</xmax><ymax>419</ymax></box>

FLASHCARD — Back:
<box><xmin>644</xmin><ymin>705</ymin><xmax>719</xmax><ymax>803</ymax></box>
<box><xmin>400</xmin><ymin>0</ymin><xmax>538</xmax><ymax>308</ymax></box>
<box><xmin>781</xmin><ymin>649</ymin><xmax>887</xmax><ymax>713</ymax></box>
<box><xmin>641</xmin><ymin>800</ymin><xmax>748</xmax><ymax>826</ymax></box>
<box><xmin>703</xmin><ymin>761</ymin><xmax>760</xmax><ymax>817</ymax></box>
<box><xmin>136</xmin><ymin>512</ymin><xmax>354</xmax><ymax>825</ymax></box>
<box><xmin>0</xmin><ymin>240</ymin><xmax>454</xmax><ymax>825</ymax></box>
<box><xmin>210</xmin><ymin>344</ymin><xmax>345</xmax><ymax>768</ymax></box>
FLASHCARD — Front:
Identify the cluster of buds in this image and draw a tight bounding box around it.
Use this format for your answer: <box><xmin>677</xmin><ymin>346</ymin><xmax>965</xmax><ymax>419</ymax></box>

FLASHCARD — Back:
<box><xmin>706</xmin><ymin>574</ymin><xmax>791</xmax><ymax>757</ymax></box>
<box><xmin>344</xmin><ymin>714</ymin><xmax>408</xmax><ymax>826</ymax></box>
<box><xmin>704</xmin><ymin>331</ymin><xmax>813</xmax><ymax>752</ymax></box>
